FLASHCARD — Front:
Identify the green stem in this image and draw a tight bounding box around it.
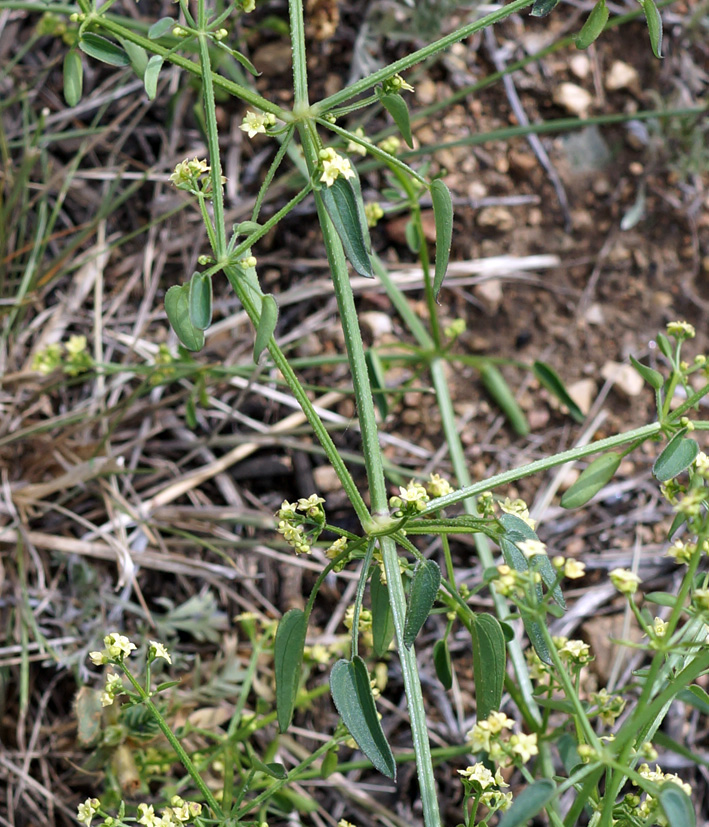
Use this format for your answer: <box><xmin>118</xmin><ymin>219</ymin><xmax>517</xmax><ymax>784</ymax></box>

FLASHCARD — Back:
<box><xmin>288</xmin><ymin>0</ymin><xmax>309</xmax><ymax>111</ymax></box>
<box><xmin>119</xmin><ymin>664</ymin><xmax>224</xmax><ymax>818</ymax></box>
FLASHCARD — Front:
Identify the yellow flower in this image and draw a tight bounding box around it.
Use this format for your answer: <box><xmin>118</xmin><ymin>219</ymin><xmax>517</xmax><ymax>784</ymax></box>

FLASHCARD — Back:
<box><xmin>564</xmin><ymin>559</ymin><xmax>586</xmax><ymax>579</ymax></box>
<box><xmin>319</xmin><ymin>148</ymin><xmax>355</xmax><ymax>187</ymax></box>
<box><xmin>240</xmin><ymin>110</ymin><xmax>276</xmax><ymax>138</ymax></box>
<box><xmin>508</xmin><ymin>732</ymin><xmax>538</xmax><ymax>763</ymax></box>
<box><xmin>77</xmin><ymin>799</ymin><xmax>100</xmax><ymax>827</ymax></box>
<box><xmin>666</xmin><ymin>321</ymin><xmax>695</xmax><ymax>339</ymax></box>
<box><xmin>103</xmin><ymin>632</ymin><xmax>137</xmax><ymax>660</ymax></box>
<box><xmin>149</xmin><ymin>641</ymin><xmax>172</xmax><ymax>664</ymax></box>
<box><xmin>346</xmin><ymin>127</ymin><xmax>368</xmax><ymax>157</ymax></box>
<box><xmin>609</xmin><ymin>568</ymin><xmax>641</xmax><ymax>595</ymax></box>
<box><xmin>517</xmin><ymin>538</ymin><xmax>547</xmax><ymax>559</ymax></box>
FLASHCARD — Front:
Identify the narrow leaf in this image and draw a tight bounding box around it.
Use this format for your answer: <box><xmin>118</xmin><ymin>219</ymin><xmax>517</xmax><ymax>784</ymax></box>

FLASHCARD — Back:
<box><xmin>347</xmin><ymin>165</ymin><xmax>373</xmax><ymax>256</ymax></box>
<box><xmin>629</xmin><ymin>355</ymin><xmax>664</xmax><ymax>390</ymax></box>
<box><xmin>365</xmin><ymin>348</ymin><xmax>389</xmax><ymax>420</ymax></box>
<box><xmin>404</xmin><ymin>218</ymin><xmax>420</xmax><ymax>254</ymax></box>
<box><xmin>470</xmin><ymin>613</ymin><xmax>505</xmax><ymax>719</ymax></box>
<box><xmin>433</xmin><ymin>639</ymin><xmax>453</xmax><ymax>690</ymax></box>
<box><xmin>188</xmin><ymin>271</ymin><xmax>213</xmax><ymax>330</ymax></box>
<box><xmin>330</xmin><ymin>657</ymin><xmax>396</xmax><ymax>779</ymax></box>
<box><xmin>560</xmin><ymin>452</ymin><xmax>622</xmax><ymax>509</ymax></box>
<box><xmin>653</xmin><ymin>430</ymin><xmax>698</xmax><ymax>481</ymax></box>
<box><xmin>63</xmin><ymin>50</ymin><xmax>83</xmax><ymax>107</ymax></box>
<box><xmin>480</xmin><ymin>364</ymin><xmax>529</xmax><ymax>436</ymax></box>
<box><xmin>165</xmin><ymin>285</ymin><xmax>205</xmax><ymax>352</ymax></box>
<box><xmin>253</xmin><ymin>293</ymin><xmax>278</xmax><ymax>363</ymax></box>
<box><xmin>320</xmin><ymin>177</ymin><xmax>373</xmax><ymax>278</ymax></box>
<box><xmin>148</xmin><ymin>17</ymin><xmax>175</xmax><ymax>39</ymax></box>
<box><xmin>533</xmin><ymin>360</ymin><xmax>584</xmax><ymax>423</ymax></box>
<box><xmin>79</xmin><ymin>33</ymin><xmax>131</xmax><ymax>66</ymax></box>
<box><xmin>431</xmin><ymin>179</ymin><xmax>453</xmax><ymax>300</ymax></box>
<box><xmin>320</xmin><ymin>748</ymin><xmax>338</xmax><ymax>779</ymax></box>
<box><xmin>275</xmin><ymin>608</ymin><xmax>307</xmax><ymax>732</ymax></box>
<box><xmin>657</xmin><ymin>783</ymin><xmax>695</xmax><ymax>827</ymax></box>
<box><xmin>531</xmin><ymin>0</ymin><xmax>560</xmax><ymax>16</ymax></box>
<box><xmin>144</xmin><ymin>55</ymin><xmax>164</xmax><ymax>100</ymax></box>
<box><xmin>576</xmin><ymin>0</ymin><xmax>609</xmax><ymax>49</ymax></box>
<box><xmin>499</xmin><ymin>514</ymin><xmax>565</xmax><ymax>609</ymax></box>
<box><xmin>370</xmin><ymin>568</ymin><xmax>395</xmax><ymax>658</ymax></box>
<box><xmin>668</xmin><ymin>510</ymin><xmax>687</xmax><ymax>540</ymax></box>
<box><xmin>119</xmin><ymin>38</ymin><xmax>148</xmax><ymax>77</ymax></box>
<box><xmin>655</xmin><ymin>332</ymin><xmax>673</xmax><ymax>359</ymax></box>
<box><xmin>403</xmin><ymin>560</ymin><xmax>441</xmax><ymax>648</ymax></box>
<box><xmin>641</xmin><ymin>0</ymin><xmax>663</xmax><ymax>58</ymax></box>
<box><xmin>380</xmin><ymin>93</ymin><xmax>413</xmax><ymax>147</ymax></box>
<box><xmin>498</xmin><ymin>780</ymin><xmax>556</xmax><ymax>827</ymax></box>
<box><xmin>644</xmin><ymin>591</ymin><xmax>679</xmax><ymax>607</ymax></box>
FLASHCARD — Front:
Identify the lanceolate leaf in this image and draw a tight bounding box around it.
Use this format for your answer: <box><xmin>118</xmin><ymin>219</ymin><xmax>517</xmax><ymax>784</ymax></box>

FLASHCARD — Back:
<box><xmin>499</xmin><ymin>514</ymin><xmax>565</xmax><ymax>609</ymax></box>
<box><xmin>433</xmin><ymin>638</ymin><xmax>453</xmax><ymax>690</ymax></box>
<box><xmin>330</xmin><ymin>657</ymin><xmax>396</xmax><ymax>779</ymax></box>
<box><xmin>560</xmin><ymin>452</ymin><xmax>622</xmax><ymax>509</ymax></box>
<box><xmin>370</xmin><ymin>568</ymin><xmax>395</xmax><ymax>658</ymax></box>
<box><xmin>480</xmin><ymin>364</ymin><xmax>529</xmax><ymax>436</ymax></box>
<box><xmin>403</xmin><ymin>559</ymin><xmax>441</xmax><ymax>648</ymax></box>
<box><xmin>653</xmin><ymin>430</ymin><xmax>699</xmax><ymax>482</ymax></box>
<box><xmin>533</xmin><ymin>360</ymin><xmax>584</xmax><ymax>423</ymax></box>
<box><xmin>275</xmin><ymin>608</ymin><xmax>308</xmax><ymax>732</ymax></box>
<box><xmin>498</xmin><ymin>780</ymin><xmax>557</xmax><ymax>827</ymax></box>
<box><xmin>188</xmin><ymin>271</ymin><xmax>213</xmax><ymax>330</ymax></box>
<box><xmin>144</xmin><ymin>55</ymin><xmax>164</xmax><ymax>100</ymax></box>
<box><xmin>431</xmin><ymin>179</ymin><xmax>453</xmax><ymax>300</ymax></box>
<box><xmin>531</xmin><ymin>0</ymin><xmax>561</xmax><ymax>16</ymax></box>
<box><xmin>655</xmin><ymin>332</ymin><xmax>673</xmax><ymax>359</ymax></box>
<box><xmin>253</xmin><ymin>293</ymin><xmax>279</xmax><ymax>363</ymax></box>
<box><xmin>629</xmin><ymin>355</ymin><xmax>664</xmax><ymax>390</ymax></box>
<box><xmin>380</xmin><ymin>93</ymin><xmax>413</xmax><ymax>147</ymax></box>
<box><xmin>470</xmin><ymin>613</ymin><xmax>505</xmax><ymax>719</ymax></box>
<box><xmin>63</xmin><ymin>49</ymin><xmax>83</xmax><ymax>107</ymax></box>
<box><xmin>119</xmin><ymin>38</ymin><xmax>148</xmax><ymax>77</ymax></box>
<box><xmin>640</xmin><ymin>0</ymin><xmax>663</xmax><ymax>58</ymax></box>
<box><xmin>165</xmin><ymin>284</ymin><xmax>205</xmax><ymax>352</ymax></box>
<box><xmin>575</xmin><ymin>0</ymin><xmax>609</xmax><ymax>49</ymax></box>
<box><xmin>320</xmin><ymin>177</ymin><xmax>373</xmax><ymax>278</ymax></box>
<box><xmin>657</xmin><ymin>783</ymin><xmax>695</xmax><ymax>827</ymax></box>
<box><xmin>79</xmin><ymin>33</ymin><xmax>131</xmax><ymax>66</ymax></box>
<box><xmin>148</xmin><ymin>17</ymin><xmax>175</xmax><ymax>39</ymax></box>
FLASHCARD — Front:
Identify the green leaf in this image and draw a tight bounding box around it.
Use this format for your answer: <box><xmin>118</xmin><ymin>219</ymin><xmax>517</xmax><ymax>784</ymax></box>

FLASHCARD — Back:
<box><xmin>431</xmin><ymin>179</ymin><xmax>453</xmax><ymax>300</ymax></box>
<box><xmin>653</xmin><ymin>430</ymin><xmax>698</xmax><ymax>481</ymax></box>
<box><xmin>370</xmin><ymin>568</ymin><xmax>395</xmax><ymax>658</ymax></box>
<box><xmin>498</xmin><ymin>780</ymin><xmax>556</xmax><ymax>827</ymax></box>
<box><xmin>79</xmin><ymin>33</ymin><xmax>131</xmax><ymax>67</ymax></box>
<box><xmin>165</xmin><ymin>285</ymin><xmax>205</xmax><ymax>352</ymax></box>
<box><xmin>275</xmin><ymin>608</ymin><xmax>307</xmax><ymax>732</ymax></box>
<box><xmin>403</xmin><ymin>559</ymin><xmax>441</xmax><ymax>648</ymax></box>
<box><xmin>365</xmin><ymin>348</ymin><xmax>389</xmax><ymax>420</ymax></box>
<box><xmin>470</xmin><ymin>613</ymin><xmax>505</xmax><ymax>719</ymax></box>
<box><xmin>640</xmin><ymin>0</ymin><xmax>663</xmax><ymax>58</ymax></box>
<box><xmin>253</xmin><ymin>293</ymin><xmax>278</xmax><ymax>363</ymax></box>
<box><xmin>148</xmin><ymin>17</ymin><xmax>175</xmax><ymax>39</ymax></box>
<box><xmin>560</xmin><ymin>452</ymin><xmax>622</xmax><ymax>509</ymax></box>
<box><xmin>575</xmin><ymin>0</ymin><xmax>609</xmax><ymax>49</ymax></box>
<box><xmin>658</xmin><ymin>783</ymin><xmax>695</xmax><ymax>827</ymax></box>
<box><xmin>644</xmin><ymin>591</ymin><xmax>678</xmax><ymax>607</ymax></box>
<box><xmin>188</xmin><ymin>271</ymin><xmax>213</xmax><ymax>330</ymax></box>
<box><xmin>433</xmin><ymin>638</ymin><xmax>453</xmax><ymax>690</ymax></box>
<box><xmin>656</xmin><ymin>332</ymin><xmax>673</xmax><ymax>359</ymax></box>
<box><xmin>533</xmin><ymin>361</ymin><xmax>584</xmax><ymax>423</ymax></box>
<box><xmin>668</xmin><ymin>510</ymin><xmax>687</xmax><ymax>540</ymax></box>
<box><xmin>499</xmin><ymin>514</ymin><xmax>565</xmax><ymax>609</ymax></box>
<box><xmin>679</xmin><ymin>686</ymin><xmax>709</xmax><ymax>716</ymax></box>
<box><xmin>531</xmin><ymin>0</ymin><xmax>560</xmax><ymax>16</ymax></box>
<box><xmin>380</xmin><ymin>93</ymin><xmax>413</xmax><ymax>147</ymax></box>
<box><xmin>144</xmin><ymin>55</ymin><xmax>163</xmax><ymax>100</ymax></box>
<box><xmin>154</xmin><ymin>680</ymin><xmax>183</xmax><ymax>692</ymax></box>
<box><xmin>320</xmin><ymin>177</ymin><xmax>373</xmax><ymax>278</ymax></box>
<box><xmin>63</xmin><ymin>49</ymin><xmax>83</xmax><ymax>107</ymax></box>
<box><xmin>119</xmin><ymin>38</ymin><xmax>148</xmax><ymax>77</ymax></box>
<box><xmin>629</xmin><ymin>355</ymin><xmax>664</xmax><ymax>390</ymax></box>
<box><xmin>480</xmin><ymin>364</ymin><xmax>529</xmax><ymax>436</ymax></box>
<box><xmin>320</xmin><ymin>748</ymin><xmax>338</xmax><ymax>779</ymax></box>
<box><xmin>404</xmin><ymin>218</ymin><xmax>420</xmax><ymax>254</ymax></box>
<box><xmin>217</xmin><ymin>43</ymin><xmax>261</xmax><ymax>76</ymax></box>
<box><xmin>330</xmin><ymin>656</ymin><xmax>396</xmax><ymax>779</ymax></box>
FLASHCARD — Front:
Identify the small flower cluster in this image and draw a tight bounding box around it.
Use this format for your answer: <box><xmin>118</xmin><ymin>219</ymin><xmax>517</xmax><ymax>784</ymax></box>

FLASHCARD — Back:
<box><xmin>239</xmin><ymin>110</ymin><xmax>277</xmax><ymax>138</ymax></box>
<box><xmin>389</xmin><ymin>480</ymin><xmax>429</xmax><ymax>516</ymax></box>
<box><xmin>276</xmin><ymin>495</ymin><xmax>326</xmax><ymax>554</ymax></box>
<box><xmin>169</xmin><ymin>158</ymin><xmax>224</xmax><ymax>198</ymax></box>
<box><xmin>319</xmin><ymin>148</ymin><xmax>355</xmax><ymax>187</ymax></box>
<box><xmin>382</xmin><ymin>73</ymin><xmax>415</xmax><ymax>94</ymax></box>
<box><xmin>616</xmin><ymin>762</ymin><xmax>692</xmax><ymax>824</ymax></box>
<box><xmin>100</xmin><ymin>672</ymin><xmax>124</xmax><ymax>707</ymax></box>
<box><xmin>499</xmin><ymin>497</ymin><xmax>536</xmax><ymax>529</ymax></box>
<box><xmin>137</xmin><ymin>797</ymin><xmax>202</xmax><ymax>826</ymax></box>
<box><xmin>378</xmin><ymin>135</ymin><xmax>401</xmax><ymax>156</ymax></box>
<box><xmin>553</xmin><ymin>636</ymin><xmax>592</xmax><ymax>666</ymax></box>
<box><xmin>491</xmin><ymin>564</ymin><xmax>539</xmax><ymax>599</ymax></box>
<box><xmin>364</xmin><ymin>202</ymin><xmax>384</xmax><ymax>227</ymax></box>
<box><xmin>344</xmin><ymin>605</ymin><xmax>372</xmax><ymax>634</ymax></box>
<box><xmin>466</xmin><ymin>711</ymin><xmax>539</xmax><ymax>767</ymax></box>
<box><xmin>610</xmin><ymin>568</ymin><xmax>642</xmax><ymax>595</ymax></box>
<box><xmin>31</xmin><ymin>335</ymin><xmax>92</xmax><ymax>376</ymax></box>
<box><xmin>590</xmin><ymin>687</ymin><xmax>626</xmax><ymax>726</ymax></box>
<box><xmin>457</xmin><ymin>762</ymin><xmax>512</xmax><ymax>813</ymax></box>
<box><xmin>346</xmin><ymin>127</ymin><xmax>368</xmax><ymax>157</ymax></box>
<box><xmin>666</xmin><ymin>320</ymin><xmax>695</xmax><ymax>340</ymax></box>
<box><xmin>90</xmin><ymin>633</ymin><xmax>137</xmax><ymax>665</ymax></box>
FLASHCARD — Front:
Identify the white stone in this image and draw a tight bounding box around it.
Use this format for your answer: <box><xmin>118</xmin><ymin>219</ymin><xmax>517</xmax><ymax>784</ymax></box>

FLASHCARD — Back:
<box><xmin>605</xmin><ymin>60</ymin><xmax>640</xmax><ymax>92</ymax></box>
<box><xmin>553</xmin><ymin>83</ymin><xmax>593</xmax><ymax>118</ymax></box>
<box><xmin>601</xmin><ymin>361</ymin><xmax>645</xmax><ymax>397</ymax></box>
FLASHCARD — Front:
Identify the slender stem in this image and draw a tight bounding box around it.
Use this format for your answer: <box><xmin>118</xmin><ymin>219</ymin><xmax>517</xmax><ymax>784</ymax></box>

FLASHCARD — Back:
<box><xmin>288</xmin><ymin>0</ymin><xmax>309</xmax><ymax>111</ymax></box>
<box><xmin>251</xmin><ymin>126</ymin><xmax>295</xmax><ymax>222</ymax></box>
<box><xmin>351</xmin><ymin>541</ymin><xmax>375</xmax><ymax>658</ymax></box>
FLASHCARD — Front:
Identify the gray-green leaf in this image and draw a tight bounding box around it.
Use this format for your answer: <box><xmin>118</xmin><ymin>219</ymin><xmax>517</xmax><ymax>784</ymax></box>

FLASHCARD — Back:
<box><xmin>470</xmin><ymin>613</ymin><xmax>505</xmax><ymax>719</ymax></box>
<box><xmin>431</xmin><ymin>179</ymin><xmax>453</xmax><ymax>300</ymax></box>
<box><xmin>144</xmin><ymin>55</ymin><xmax>164</xmax><ymax>100</ymax></box>
<box><xmin>380</xmin><ymin>93</ymin><xmax>413</xmax><ymax>147</ymax></box>
<box><xmin>63</xmin><ymin>49</ymin><xmax>83</xmax><ymax>107</ymax></box>
<box><xmin>330</xmin><ymin>656</ymin><xmax>396</xmax><ymax>779</ymax></box>
<box><xmin>653</xmin><ymin>430</ymin><xmax>698</xmax><ymax>481</ymax></box>
<box><xmin>498</xmin><ymin>780</ymin><xmax>556</xmax><ymax>827</ymax></box>
<box><xmin>657</xmin><ymin>783</ymin><xmax>695</xmax><ymax>827</ymax></box>
<box><xmin>531</xmin><ymin>0</ymin><xmax>560</xmax><ymax>16</ymax></box>
<box><xmin>370</xmin><ymin>568</ymin><xmax>395</xmax><ymax>658</ymax></box>
<box><xmin>629</xmin><ymin>355</ymin><xmax>664</xmax><ymax>390</ymax></box>
<box><xmin>533</xmin><ymin>360</ymin><xmax>584</xmax><ymax>423</ymax></box>
<box><xmin>275</xmin><ymin>608</ymin><xmax>308</xmax><ymax>732</ymax></box>
<box><xmin>165</xmin><ymin>284</ymin><xmax>205</xmax><ymax>352</ymax></box>
<box><xmin>79</xmin><ymin>33</ymin><xmax>131</xmax><ymax>66</ymax></box>
<box><xmin>188</xmin><ymin>271</ymin><xmax>213</xmax><ymax>330</ymax></box>
<box><xmin>480</xmin><ymin>364</ymin><xmax>529</xmax><ymax>436</ymax></box>
<box><xmin>403</xmin><ymin>559</ymin><xmax>441</xmax><ymax>648</ymax></box>
<box><xmin>433</xmin><ymin>638</ymin><xmax>453</xmax><ymax>690</ymax></box>
<box><xmin>253</xmin><ymin>293</ymin><xmax>278</xmax><ymax>363</ymax></box>
<box><xmin>560</xmin><ymin>452</ymin><xmax>621</xmax><ymax>509</ymax></box>
<box><xmin>148</xmin><ymin>17</ymin><xmax>175</xmax><ymax>39</ymax></box>
<box><xmin>320</xmin><ymin>177</ymin><xmax>373</xmax><ymax>278</ymax></box>
<box><xmin>576</xmin><ymin>0</ymin><xmax>609</xmax><ymax>49</ymax></box>
<box><xmin>640</xmin><ymin>0</ymin><xmax>663</xmax><ymax>58</ymax></box>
